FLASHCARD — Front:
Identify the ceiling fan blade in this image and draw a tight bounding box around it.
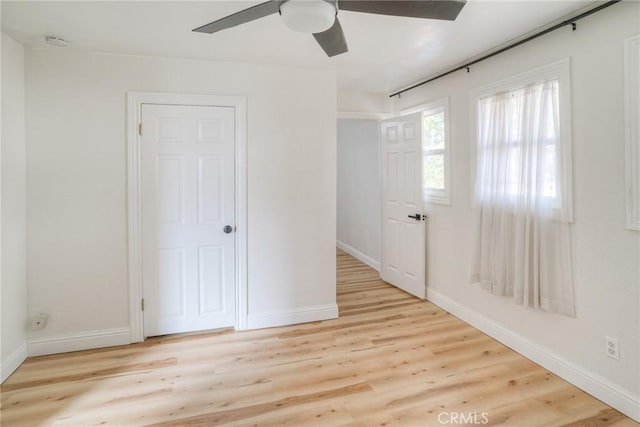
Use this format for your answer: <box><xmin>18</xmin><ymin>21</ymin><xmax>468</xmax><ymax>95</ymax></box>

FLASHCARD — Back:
<box><xmin>313</xmin><ymin>18</ymin><xmax>349</xmax><ymax>57</ymax></box>
<box><xmin>338</xmin><ymin>0</ymin><xmax>466</xmax><ymax>21</ymax></box>
<box><xmin>193</xmin><ymin>0</ymin><xmax>280</xmax><ymax>34</ymax></box>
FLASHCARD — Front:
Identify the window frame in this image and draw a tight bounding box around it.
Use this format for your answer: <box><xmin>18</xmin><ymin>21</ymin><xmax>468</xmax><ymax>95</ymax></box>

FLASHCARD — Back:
<box><xmin>625</xmin><ymin>34</ymin><xmax>640</xmax><ymax>231</ymax></box>
<box><xmin>411</xmin><ymin>98</ymin><xmax>451</xmax><ymax>206</ymax></box>
<box><xmin>469</xmin><ymin>58</ymin><xmax>573</xmax><ymax>221</ymax></box>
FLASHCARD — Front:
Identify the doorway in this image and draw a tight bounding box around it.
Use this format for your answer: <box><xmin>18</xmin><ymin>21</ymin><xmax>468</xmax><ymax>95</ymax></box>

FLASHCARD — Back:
<box><xmin>127</xmin><ymin>92</ymin><xmax>247</xmax><ymax>342</ymax></box>
<box><xmin>380</xmin><ymin>113</ymin><xmax>426</xmax><ymax>299</ymax></box>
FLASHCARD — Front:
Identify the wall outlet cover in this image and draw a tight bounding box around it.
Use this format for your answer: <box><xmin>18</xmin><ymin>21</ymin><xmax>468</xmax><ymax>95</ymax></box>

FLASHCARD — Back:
<box><xmin>605</xmin><ymin>336</ymin><xmax>620</xmax><ymax>360</ymax></box>
<box><xmin>27</xmin><ymin>313</ymin><xmax>49</xmax><ymax>331</ymax></box>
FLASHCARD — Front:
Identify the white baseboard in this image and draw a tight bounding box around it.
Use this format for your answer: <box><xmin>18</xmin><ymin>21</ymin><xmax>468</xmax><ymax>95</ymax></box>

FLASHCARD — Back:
<box><xmin>28</xmin><ymin>327</ymin><xmax>131</xmax><ymax>357</ymax></box>
<box><xmin>426</xmin><ymin>288</ymin><xmax>640</xmax><ymax>423</ymax></box>
<box><xmin>1</xmin><ymin>341</ymin><xmax>28</xmax><ymax>383</ymax></box>
<box><xmin>337</xmin><ymin>240</ymin><xmax>380</xmax><ymax>271</ymax></box>
<box><xmin>247</xmin><ymin>304</ymin><xmax>339</xmax><ymax>330</ymax></box>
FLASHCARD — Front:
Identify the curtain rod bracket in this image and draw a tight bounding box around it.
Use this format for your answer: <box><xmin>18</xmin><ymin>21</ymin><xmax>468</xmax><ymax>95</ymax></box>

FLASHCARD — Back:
<box><xmin>466</xmin><ymin>66</ymin><xmax>470</xmax><ymax>73</ymax></box>
<box><xmin>571</xmin><ymin>22</ymin><xmax>577</xmax><ymax>31</ymax></box>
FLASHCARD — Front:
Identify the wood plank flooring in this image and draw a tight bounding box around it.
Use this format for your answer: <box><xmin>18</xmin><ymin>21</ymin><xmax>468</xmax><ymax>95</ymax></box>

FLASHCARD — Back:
<box><xmin>1</xmin><ymin>250</ymin><xmax>636</xmax><ymax>426</ymax></box>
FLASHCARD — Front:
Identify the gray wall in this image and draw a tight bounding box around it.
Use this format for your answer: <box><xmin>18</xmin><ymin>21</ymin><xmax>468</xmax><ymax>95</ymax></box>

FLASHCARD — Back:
<box><xmin>337</xmin><ymin>119</ymin><xmax>380</xmax><ymax>267</ymax></box>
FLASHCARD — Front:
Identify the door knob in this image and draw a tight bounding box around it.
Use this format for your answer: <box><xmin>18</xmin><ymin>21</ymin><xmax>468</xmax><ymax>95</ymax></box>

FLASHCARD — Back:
<box><xmin>407</xmin><ymin>214</ymin><xmax>421</xmax><ymax>221</ymax></box>
<box><xmin>223</xmin><ymin>225</ymin><xmax>234</xmax><ymax>234</ymax></box>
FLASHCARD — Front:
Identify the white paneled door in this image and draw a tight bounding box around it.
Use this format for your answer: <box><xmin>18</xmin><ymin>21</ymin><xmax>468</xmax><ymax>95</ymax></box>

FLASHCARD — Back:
<box><xmin>141</xmin><ymin>104</ymin><xmax>236</xmax><ymax>337</ymax></box>
<box><xmin>381</xmin><ymin>113</ymin><xmax>426</xmax><ymax>299</ymax></box>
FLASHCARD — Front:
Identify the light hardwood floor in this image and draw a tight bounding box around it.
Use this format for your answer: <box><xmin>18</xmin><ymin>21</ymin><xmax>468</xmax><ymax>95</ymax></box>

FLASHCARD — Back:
<box><xmin>1</xmin><ymin>250</ymin><xmax>637</xmax><ymax>426</ymax></box>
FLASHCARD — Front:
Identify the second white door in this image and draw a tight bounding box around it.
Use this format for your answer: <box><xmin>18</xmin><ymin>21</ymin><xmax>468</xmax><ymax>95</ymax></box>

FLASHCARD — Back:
<box><xmin>141</xmin><ymin>104</ymin><xmax>236</xmax><ymax>337</ymax></box>
<box><xmin>380</xmin><ymin>113</ymin><xmax>426</xmax><ymax>299</ymax></box>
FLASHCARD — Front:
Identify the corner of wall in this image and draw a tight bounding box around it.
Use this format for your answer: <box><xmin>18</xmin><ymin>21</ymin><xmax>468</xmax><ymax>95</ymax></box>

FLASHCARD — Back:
<box><xmin>337</xmin><ymin>240</ymin><xmax>380</xmax><ymax>271</ymax></box>
<box><xmin>1</xmin><ymin>32</ymin><xmax>29</xmax><ymax>384</ymax></box>
<box><xmin>1</xmin><ymin>340</ymin><xmax>27</xmax><ymax>383</ymax></box>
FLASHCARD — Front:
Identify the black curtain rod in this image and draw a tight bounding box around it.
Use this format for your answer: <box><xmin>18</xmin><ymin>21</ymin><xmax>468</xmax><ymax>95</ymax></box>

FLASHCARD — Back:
<box><xmin>389</xmin><ymin>0</ymin><xmax>622</xmax><ymax>98</ymax></box>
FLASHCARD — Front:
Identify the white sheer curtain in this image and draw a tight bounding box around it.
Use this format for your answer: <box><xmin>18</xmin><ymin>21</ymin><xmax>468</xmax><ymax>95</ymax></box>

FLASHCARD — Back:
<box><xmin>471</xmin><ymin>80</ymin><xmax>575</xmax><ymax>316</ymax></box>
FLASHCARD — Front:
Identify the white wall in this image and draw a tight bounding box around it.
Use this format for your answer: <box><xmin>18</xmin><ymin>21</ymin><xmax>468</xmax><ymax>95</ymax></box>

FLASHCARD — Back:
<box><xmin>338</xmin><ymin>90</ymin><xmax>392</xmax><ymax>116</ymax></box>
<box><xmin>337</xmin><ymin>119</ymin><xmax>380</xmax><ymax>268</ymax></box>
<box><xmin>1</xmin><ymin>33</ymin><xmax>28</xmax><ymax>381</ymax></box>
<box><xmin>394</xmin><ymin>2</ymin><xmax>639</xmax><ymax>418</ymax></box>
<box><xmin>25</xmin><ymin>49</ymin><xmax>336</xmax><ymax>347</ymax></box>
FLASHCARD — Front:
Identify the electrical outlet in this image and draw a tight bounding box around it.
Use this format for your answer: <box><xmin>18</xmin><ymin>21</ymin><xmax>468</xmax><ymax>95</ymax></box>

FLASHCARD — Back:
<box><xmin>27</xmin><ymin>313</ymin><xmax>49</xmax><ymax>331</ymax></box>
<box><xmin>605</xmin><ymin>336</ymin><xmax>620</xmax><ymax>360</ymax></box>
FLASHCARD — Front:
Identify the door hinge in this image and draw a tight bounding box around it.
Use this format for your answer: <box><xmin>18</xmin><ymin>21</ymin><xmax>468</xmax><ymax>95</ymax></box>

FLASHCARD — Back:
<box><xmin>141</xmin><ymin>298</ymin><xmax>145</xmax><ymax>311</ymax></box>
<box><xmin>138</xmin><ymin>123</ymin><xmax>142</xmax><ymax>136</ymax></box>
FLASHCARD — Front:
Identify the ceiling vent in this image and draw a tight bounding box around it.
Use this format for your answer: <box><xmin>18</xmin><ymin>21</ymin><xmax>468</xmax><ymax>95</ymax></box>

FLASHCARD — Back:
<box><xmin>45</xmin><ymin>36</ymin><xmax>69</xmax><ymax>47</ymax></box>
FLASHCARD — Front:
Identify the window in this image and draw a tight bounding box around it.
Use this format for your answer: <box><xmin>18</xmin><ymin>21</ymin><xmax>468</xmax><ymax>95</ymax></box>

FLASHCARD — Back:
<box><xmin>470</xmin><ymin>59</ymin><xmax>575</xmax><ymax>317</ymax></box>
<box><xmin>422</xmin><ymin>99</ymin><xmax>450</xmax><ymax>205</ymax></box>
<box><xmin>470</xmin><ymin>59</ymin><xmax>573</xmax><ymax>220</ymax></box>
<box><xmin>476</xmin><ymin>81</ymin><xmax>562</xmax><ymax>208</ymax></box>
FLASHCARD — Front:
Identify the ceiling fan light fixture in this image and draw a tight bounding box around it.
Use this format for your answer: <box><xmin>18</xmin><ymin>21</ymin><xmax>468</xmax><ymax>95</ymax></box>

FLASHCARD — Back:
<box><xmin>280</xmin><ymin>0</ymin><xmax>336</xmax><ymax>34</ymax></box>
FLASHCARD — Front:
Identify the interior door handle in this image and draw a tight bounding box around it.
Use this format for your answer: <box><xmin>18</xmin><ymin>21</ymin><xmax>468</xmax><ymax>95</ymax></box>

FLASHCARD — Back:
<box><xmin>408</xmin><ymin>214</ymin><xmax>421</xmax><ymax>221</ymax></box>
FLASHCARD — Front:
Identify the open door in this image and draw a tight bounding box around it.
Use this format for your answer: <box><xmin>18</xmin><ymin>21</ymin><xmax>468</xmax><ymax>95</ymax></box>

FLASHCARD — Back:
<box><xmin>380</xmin><ymin>113</ymin><xmax>426</xmax><ymax>299</ymax></box>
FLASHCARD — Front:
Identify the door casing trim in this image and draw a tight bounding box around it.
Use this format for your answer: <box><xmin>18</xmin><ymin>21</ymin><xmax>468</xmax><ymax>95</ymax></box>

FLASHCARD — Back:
<box><xmin>126</xmin><ymin>91</ymin><xmax>248</xmax><ymax>342</ymax></box>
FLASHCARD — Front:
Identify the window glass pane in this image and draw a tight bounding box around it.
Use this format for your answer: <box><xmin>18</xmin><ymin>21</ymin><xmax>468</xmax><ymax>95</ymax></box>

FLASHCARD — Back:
<box><xmin>424</xmin><ymin>154</ymin><xmax>445</xmax><ymax>190</ymax></box>
<box><xmin>542</xmin><ymin>144</ymin><xmax>557</xmax><ymax>198</ymax></box>
<box><xmin>506</xmin><ymin>146</ymin><xmax>521</xmax><ymax>196</ymax></box>
<box><xmin>475</xmin><ymin>79</ymin><xmax>562</xmax><ymax>208</ymax></box>
<box><xmin>542</xmin><ymin>82</ymin><xmax>559</xmax><ymax>140</ymax></box>
<box><xmin>424</xmin><ymin>112</ymin><xmax>445</xmax><ymax>150</ymax></box>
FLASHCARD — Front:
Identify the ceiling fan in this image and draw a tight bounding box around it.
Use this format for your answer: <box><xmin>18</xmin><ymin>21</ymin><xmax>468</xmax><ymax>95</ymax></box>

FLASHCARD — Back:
<box><xmin>193</xmin><ymin>0</ymin><xmax>467</xmax><ymax>57</ymax></box>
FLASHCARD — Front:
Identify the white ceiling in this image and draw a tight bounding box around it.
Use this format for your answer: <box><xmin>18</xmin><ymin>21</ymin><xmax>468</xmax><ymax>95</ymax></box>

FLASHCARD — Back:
<box><xmin>1</xmin><ymin>1</ymin><xmax>598</xmax><ymax>94</ymax></box>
